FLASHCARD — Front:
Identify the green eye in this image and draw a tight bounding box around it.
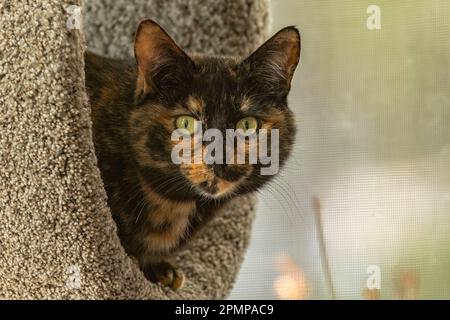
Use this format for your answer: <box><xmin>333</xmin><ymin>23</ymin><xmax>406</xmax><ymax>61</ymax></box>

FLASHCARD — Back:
<box><xmin>176</xmin><ymin>115</ymin><xmax>199</xmax><ymax>135</ymax></box>
<box><xmin>236</xmin><ymin>116</ymin><xmax>258</xmax><ymax>133</ymax></box>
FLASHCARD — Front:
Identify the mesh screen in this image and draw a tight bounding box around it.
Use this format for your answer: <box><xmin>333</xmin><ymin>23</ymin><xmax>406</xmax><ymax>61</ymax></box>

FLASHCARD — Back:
<box><xmin>231</xmin><ymin>0</ymin><xmax>450</xmax><ymax>300</ymax></box>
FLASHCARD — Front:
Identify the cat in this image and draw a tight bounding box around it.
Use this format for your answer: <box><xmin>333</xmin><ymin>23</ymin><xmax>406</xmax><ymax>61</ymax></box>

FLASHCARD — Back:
<box><xmin>85</xmin><ymin>20</ymin><xmax>300</xmax><ymax>290</ymax></box>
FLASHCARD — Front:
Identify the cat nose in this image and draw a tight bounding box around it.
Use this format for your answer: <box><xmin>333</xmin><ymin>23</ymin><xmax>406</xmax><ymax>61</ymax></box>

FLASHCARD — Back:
<box><xmin>213</xmin><ymin>164</ymin><xmax>242</xmax><ymax>182</ymax></box>
<box><xmin>213</xmin><ymin>164</ymin><xmax>226</xmax><ymax>178</ymax></box>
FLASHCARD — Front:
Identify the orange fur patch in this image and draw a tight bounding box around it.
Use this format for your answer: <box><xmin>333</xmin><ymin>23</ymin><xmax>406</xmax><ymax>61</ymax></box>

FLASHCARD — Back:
<box><xmin>215</xmin><ymin>178</ymin><xmax>235</xmax><ymax>196</ymax></box>
<box><xmin>240</xmin><ymin>96</ymin><xmax>252</xmax><ymax>112</ymax></box>
<box><xmin>261</xmin><ymin>109</ymin><xmax>286</xmax><ymax>129</ymax></box>
<box><xmin>139</xmin><ymin>177</ymin><xmax>196</xmax><ymax>252</ymax></box>
<box><xmin>187</xmin><ymin>96</ymin><xmax>205</xmax><ymax>116</ymax></box>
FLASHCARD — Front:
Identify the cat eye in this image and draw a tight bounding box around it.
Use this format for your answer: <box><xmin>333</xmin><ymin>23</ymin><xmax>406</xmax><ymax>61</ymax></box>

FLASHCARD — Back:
<box><xmin>176</xmin><ymin>115</ymin><xmax>199</xmax><ymax>135</ymax></box>
<box><xmin>236</xmin><ymin>116</ymin><xmax>258</xmax><ymax>133</ymax></box>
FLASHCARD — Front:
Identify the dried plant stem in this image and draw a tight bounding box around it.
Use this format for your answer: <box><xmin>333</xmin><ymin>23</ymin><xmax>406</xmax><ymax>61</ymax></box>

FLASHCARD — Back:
<box><xmin>313</xmin><ymin>196</ymin><xmax>336</xmax><ymax>299</ymax></box>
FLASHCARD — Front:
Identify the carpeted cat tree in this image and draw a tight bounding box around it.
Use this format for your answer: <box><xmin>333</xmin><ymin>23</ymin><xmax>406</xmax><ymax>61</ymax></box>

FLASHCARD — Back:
<box><xmin>0</xmin><ymin>0</ymin><xmax>269</xmax><ymax>299</ymax></box>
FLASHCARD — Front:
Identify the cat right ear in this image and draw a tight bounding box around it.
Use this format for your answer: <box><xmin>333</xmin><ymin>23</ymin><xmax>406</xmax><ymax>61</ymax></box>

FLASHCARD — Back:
<box><xmin>242</xmin><ymin>26</ymin><xmax>300</xmax><ymax>94</ymax></box>
<box><xmin>134</xmin><ymin>20</ymin><xmax>193</xmax><ymax>100</ymax></box>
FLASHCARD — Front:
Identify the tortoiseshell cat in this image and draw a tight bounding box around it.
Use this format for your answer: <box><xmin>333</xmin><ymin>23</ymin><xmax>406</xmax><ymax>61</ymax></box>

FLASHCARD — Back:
<box><xmin>85</xmin><ymin>20</ymin><xmax>300</xmax><ymax>290</ymax></box>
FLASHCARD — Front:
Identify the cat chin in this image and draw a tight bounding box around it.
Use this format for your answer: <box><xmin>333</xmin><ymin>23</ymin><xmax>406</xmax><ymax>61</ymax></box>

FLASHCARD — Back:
<box><xmin>193</xmin><ymin>186</ymin><xmax>236</xmax><ymax>200</ymax></box>
<box><xmin>196</xmin><ymin>189</ymin><xmax>230</xmax><ymax>200</ymax></box>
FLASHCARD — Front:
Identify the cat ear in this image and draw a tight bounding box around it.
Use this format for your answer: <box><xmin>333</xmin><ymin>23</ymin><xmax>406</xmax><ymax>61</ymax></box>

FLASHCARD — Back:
<box><xmin>134</xmin><ymin>20</ymin><xmax>193</xmax><ymax>99</ymax></box>
<box><xmin>243</xmin><ymin>26</ymin><xmax>300</xmax><ymax>93</ymax></box>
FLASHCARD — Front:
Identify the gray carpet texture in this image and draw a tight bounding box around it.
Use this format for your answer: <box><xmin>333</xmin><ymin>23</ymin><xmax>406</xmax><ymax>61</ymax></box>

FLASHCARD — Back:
<box><xmin>0</xmin><ymin>0</ymin><xmax>268</xmax><ymax>299</ymax></box>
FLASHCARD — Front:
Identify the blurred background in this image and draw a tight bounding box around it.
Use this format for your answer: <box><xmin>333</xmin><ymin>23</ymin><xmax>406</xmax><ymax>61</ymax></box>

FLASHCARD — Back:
<box><xmin>230</xmin><ymin>0</ymin><xmax>450</xmax><ymax>299</ymax></box>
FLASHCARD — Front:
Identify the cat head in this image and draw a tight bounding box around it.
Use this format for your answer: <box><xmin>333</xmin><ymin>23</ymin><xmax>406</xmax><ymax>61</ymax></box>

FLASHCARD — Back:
<box><xmin>129</xmin><ymin>20</ymin><xmax>300</xmax><ymax>200</ymax></box>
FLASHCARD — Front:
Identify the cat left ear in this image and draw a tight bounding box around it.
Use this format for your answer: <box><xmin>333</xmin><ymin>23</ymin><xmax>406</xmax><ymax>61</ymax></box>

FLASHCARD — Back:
<box><xmin>243</xmin><ymin>26</ymin><xmax>300</xmax><ymax>93</ymax></box>
<box><xmin>134</xmin><ymin>20</ymin><xmax>193</xmax><ymax>99</ymax></box>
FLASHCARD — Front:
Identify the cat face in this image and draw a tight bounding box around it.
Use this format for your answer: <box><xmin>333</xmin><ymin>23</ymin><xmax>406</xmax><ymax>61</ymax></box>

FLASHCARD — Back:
<box><xmin>129</xmin><ymin>20</ymin><xmax>300</xmax><ymax>200</ymax></box>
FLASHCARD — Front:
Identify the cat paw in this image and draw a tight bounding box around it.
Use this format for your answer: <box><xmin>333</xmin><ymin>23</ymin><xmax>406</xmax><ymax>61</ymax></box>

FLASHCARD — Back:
<box><xmin>144</xmin><ymin>261</ymin><xmax>185</xmax><ymax>290</ymax></box>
